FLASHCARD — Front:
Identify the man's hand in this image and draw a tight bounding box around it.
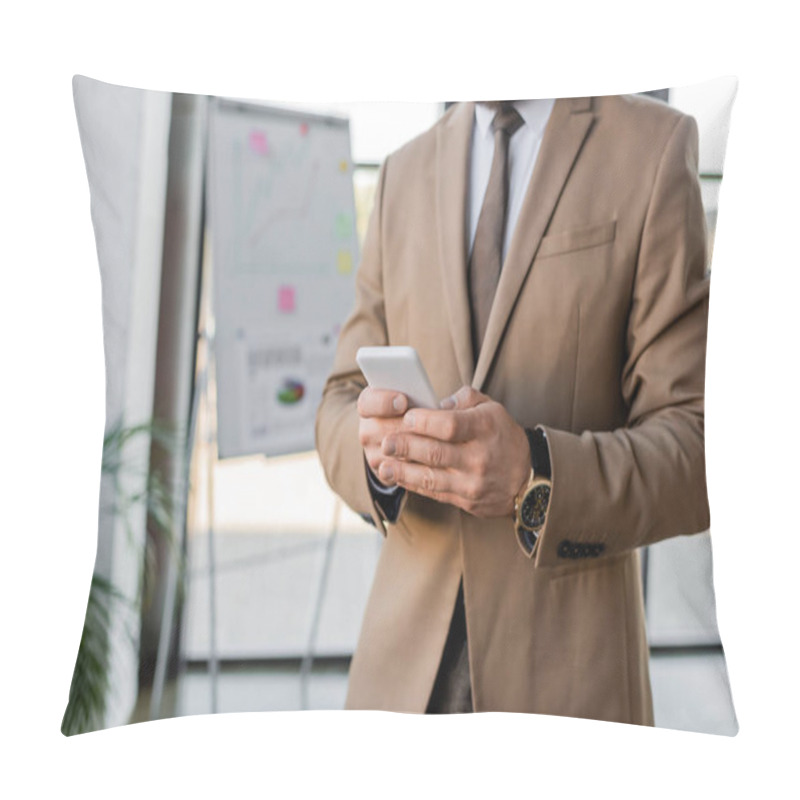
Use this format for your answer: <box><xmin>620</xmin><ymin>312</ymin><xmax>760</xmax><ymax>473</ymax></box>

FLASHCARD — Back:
<box><xmin>357</xmin><ymin>387</ymin><xmax>409</xmax><ymax>487</ymax></box>
<box><xmin>376</xmin><ymin>386</ymin><xmax>531</xmax><ymax>518</ymax></box>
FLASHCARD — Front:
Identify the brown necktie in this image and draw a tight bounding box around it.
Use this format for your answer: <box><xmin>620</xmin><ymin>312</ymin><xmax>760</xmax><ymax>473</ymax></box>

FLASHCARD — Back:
<box><xmin>468</xmin><ymin>103</ymin><xmax>524</xmax><ymax>363</ymax></box>
<box><xmin>426</xmin><ymin>106</ymin><xmax>525</xmax><ymax>716</ymax></box>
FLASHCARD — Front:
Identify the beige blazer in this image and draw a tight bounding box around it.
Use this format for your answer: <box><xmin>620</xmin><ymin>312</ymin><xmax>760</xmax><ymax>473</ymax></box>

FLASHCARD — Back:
<box><xmin>315</xmin><ymin>95</ymin><xmax>710</xmax><ymax>725</ymax></box>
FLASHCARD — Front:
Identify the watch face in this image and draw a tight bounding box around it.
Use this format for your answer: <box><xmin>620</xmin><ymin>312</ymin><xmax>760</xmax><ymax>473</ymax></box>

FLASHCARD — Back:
<box><xmin>521</xmin><ymin>483</ymin><xmax>551</xmax><ymax>530</ymax></box>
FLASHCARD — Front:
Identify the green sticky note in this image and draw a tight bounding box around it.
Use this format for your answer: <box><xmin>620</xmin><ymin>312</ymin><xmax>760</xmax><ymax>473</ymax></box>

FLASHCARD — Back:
<box><xmin>335</xmin><ymin>212</ymin><xmax>352</xmax><ymax>239</ymax></box>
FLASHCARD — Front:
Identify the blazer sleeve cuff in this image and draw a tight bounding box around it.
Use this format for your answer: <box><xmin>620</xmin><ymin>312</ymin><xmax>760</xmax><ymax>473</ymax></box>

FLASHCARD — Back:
<box><xmin>365</xmin><ymin>459</ymin><xmax>406</xmax><ymax>519</ymax></box>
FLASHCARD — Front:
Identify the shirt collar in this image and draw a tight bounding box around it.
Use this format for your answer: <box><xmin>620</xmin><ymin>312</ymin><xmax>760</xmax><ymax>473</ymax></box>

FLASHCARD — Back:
<box><xmin>474</xmin><ymin>98</ymin><xmax>555</xmax><ymax>140</ymax></box>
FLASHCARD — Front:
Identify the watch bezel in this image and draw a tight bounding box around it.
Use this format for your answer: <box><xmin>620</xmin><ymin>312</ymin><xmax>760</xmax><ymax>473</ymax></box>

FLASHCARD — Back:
<box><xmin>514</xmin><ymin>470</ymin><xmax>552</xmax><ymax>533</ymax></box>
<box><xmin>519</xmin><ymin>480</ymin><xmax>551</xmax><ymax>530</ymax></box>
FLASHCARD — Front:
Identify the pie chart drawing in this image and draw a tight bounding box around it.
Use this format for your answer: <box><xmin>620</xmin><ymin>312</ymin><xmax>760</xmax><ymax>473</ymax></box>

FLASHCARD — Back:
<box><xmin>277</xmin><ymin>379</ymin><xmax>305</xmax><ymax>405</ymax></box>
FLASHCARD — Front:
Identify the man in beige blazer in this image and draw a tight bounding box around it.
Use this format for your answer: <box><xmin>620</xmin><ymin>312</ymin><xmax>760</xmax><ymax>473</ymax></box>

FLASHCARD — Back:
<box><xmin>315</xmin><ymin>95</ymin><xmax>710</xmax><ymax>725</ymax></box>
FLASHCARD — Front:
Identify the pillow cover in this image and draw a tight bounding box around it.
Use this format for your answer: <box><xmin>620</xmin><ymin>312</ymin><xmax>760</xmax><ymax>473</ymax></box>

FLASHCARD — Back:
<box><xmin>62</xmin><ymin>74</ymin><xmax>737</xmax><ymax>735</ymax></box>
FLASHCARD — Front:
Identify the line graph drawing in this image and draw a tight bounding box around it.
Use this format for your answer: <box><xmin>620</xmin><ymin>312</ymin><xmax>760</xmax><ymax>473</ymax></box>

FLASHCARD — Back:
<box><xmin>224</xmin><ymin>118</ymin><xmax>354</xmax><ymax>276</ymax></box>
<box><xmin>247</xmin><ymin>158</ymin><xmax>321</xmax><ymax>249</ymax></box>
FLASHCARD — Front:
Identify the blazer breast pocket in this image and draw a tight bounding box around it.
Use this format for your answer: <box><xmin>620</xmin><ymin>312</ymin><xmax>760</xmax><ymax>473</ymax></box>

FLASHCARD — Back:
<box><xmin>536</xmin><ymin>220</ymin><xmax>617</xmax><ymax>260</ymax></box>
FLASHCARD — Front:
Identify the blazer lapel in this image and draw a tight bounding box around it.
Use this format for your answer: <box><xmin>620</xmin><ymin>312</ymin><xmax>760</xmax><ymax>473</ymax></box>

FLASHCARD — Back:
<box><xmin>436</xmin><ymin>102</ymin><xmax>475</xmax><ymax>388</ymax></box>
<box><xmin>473</xmin><ymin>97</ymin><xmax>596</xmax><ymax>391</ymax></box>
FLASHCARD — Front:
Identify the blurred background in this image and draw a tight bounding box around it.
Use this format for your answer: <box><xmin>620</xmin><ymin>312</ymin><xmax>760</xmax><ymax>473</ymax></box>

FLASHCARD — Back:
<box><xmin>63</xmin><ymin>76</ymin><xmax>737</xmax><ymax>736</ymax></box>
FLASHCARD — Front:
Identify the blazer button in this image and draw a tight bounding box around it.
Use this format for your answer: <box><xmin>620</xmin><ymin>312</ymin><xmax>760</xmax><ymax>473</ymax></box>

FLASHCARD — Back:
<box><xmin>557</xmin><ymin>540</ymin><xmax>580</xmax><ymax>559</ymax></box>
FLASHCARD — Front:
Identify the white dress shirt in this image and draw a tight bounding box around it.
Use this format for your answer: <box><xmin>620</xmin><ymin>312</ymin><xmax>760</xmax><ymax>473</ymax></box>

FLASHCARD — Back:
<box><xmin>368</xmin><ymin>100</ymin><xmax>556</xmax><ymax>515</ymax></box>
<box><xmin>468</xmin><ymin>99</ymin><xmax>555</xmax><ymax>263</ymax></box>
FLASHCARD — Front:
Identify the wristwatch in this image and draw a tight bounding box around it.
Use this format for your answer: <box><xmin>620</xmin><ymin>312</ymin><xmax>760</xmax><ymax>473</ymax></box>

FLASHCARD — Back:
<box><xmin>513</xmin><ymin>428</ymin><xmax>552</xmax><ymax>547</ymax></box>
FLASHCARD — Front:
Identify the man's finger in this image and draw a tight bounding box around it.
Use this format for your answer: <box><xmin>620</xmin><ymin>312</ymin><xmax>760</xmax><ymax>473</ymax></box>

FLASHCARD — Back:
<box><xmin>378</xmin><ymin>458</ymin><xmax>452</xmax><ymax>495</ymax></box>
<box><xmin>382</xmin><ymin>432</ymin><xmax>465</xmax><ymax>470</ymax></box>
<box><xmin>358</xmin><ymin>416</ymin><xmax>405</xmax><ymax>449</ymax></box>
<box><xmin>379</xmin><ymin>458</ymin><xmax>478</xmax><ymax>501</ymax></box>
<box><xmin>401</xmin><ymin>407</ymin><xmax>473</xmax><ymax>442</ymax></box>
<box><xmin>439</xmin><ymin>385</ymin><xmax>488</xmax><ymax>410</ymax></box>
<box><xmin>376</xmin><ymin>460</ymin><xmax>458</xmax><ymax>507</ymax></box>
<box><xmin>357</xmin><ymin>386</ymin><xmax>408</xmax><ymax>418</ymax></box>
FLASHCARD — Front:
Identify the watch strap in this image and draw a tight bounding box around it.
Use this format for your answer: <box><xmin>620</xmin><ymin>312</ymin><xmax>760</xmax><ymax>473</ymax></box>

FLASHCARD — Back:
<box><xmin>525</xmin><ymin>427</ymin><xmax>551</xmax><ymax>479</ymax></box>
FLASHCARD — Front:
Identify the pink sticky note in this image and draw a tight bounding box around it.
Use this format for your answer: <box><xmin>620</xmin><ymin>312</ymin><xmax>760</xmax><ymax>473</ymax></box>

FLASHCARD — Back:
<box><xmin>249</xmin><ymin>130</ymin><xmax>269</xmax><ymax>155</ymax></box>
<box><xmin>278</xmin><ymin>285</ymin><xmax>296</xmax><ymax>313</ymax></box>
<box><xmin>299</xmin><ymin>122</ymin><xmax>309</xmax><ymax>137</ymax></box>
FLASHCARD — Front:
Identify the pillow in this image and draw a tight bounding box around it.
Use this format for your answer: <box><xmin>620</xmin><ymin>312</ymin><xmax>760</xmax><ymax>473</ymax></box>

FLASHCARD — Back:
<box><xmin>62</xmin><ymin>74</ymin><xmax>737</xmax><ymax>735</ymax></box>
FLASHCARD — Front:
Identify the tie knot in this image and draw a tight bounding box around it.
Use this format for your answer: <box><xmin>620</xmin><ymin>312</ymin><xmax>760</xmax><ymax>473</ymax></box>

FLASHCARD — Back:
<box><xmin>491</xmin><ymin>103</ymin><xmax>524</xmax><ymax>137</ymax></box>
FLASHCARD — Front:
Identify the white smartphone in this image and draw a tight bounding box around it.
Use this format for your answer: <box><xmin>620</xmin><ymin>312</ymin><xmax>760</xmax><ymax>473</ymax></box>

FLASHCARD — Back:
<box><xmin>356</xmin><ymin>346</ymin><xmax>439</xmax><ymax>409</ymax></box>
